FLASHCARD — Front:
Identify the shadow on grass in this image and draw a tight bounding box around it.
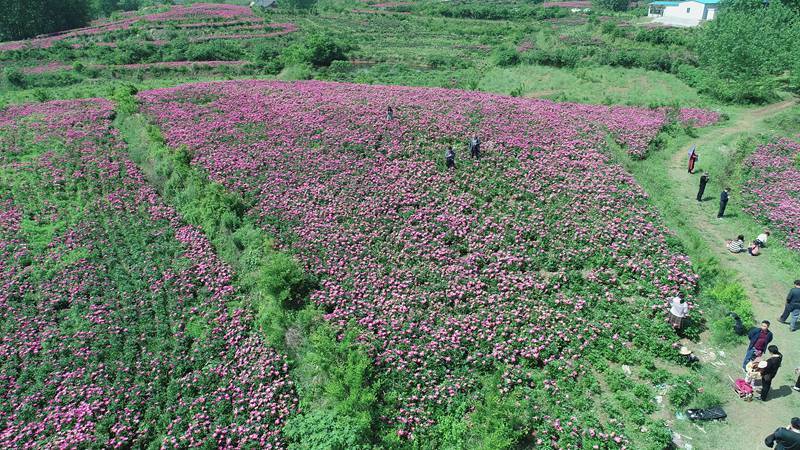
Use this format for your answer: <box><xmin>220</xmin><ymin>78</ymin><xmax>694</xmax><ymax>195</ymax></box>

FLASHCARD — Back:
<box><xmin>765</xmin><ymin>385</ymin><xmax>794</xmax><ymax>401</ymax></box>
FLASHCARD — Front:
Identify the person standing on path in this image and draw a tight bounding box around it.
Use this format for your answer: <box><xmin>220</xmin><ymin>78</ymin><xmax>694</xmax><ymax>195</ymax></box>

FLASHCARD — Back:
<box><xmin>717</xmin><ymin>188</ymin><xmax>730</xmax><ymax>218</ymax></box>
<box><xmin>688</xmin><ymin>146</ymin><xmax>698</xmax><ymax>174</ymax></box>
<box><xmin>445</xmin><ymin>146</ymin><xmax>456</xmax><ymax>170</ymax></box>
<box><xmin>760</xmin><ymin>345</ymin><xmax>783</xmax><ymax>401</ymax></box>
<box><xmin>696</xmin><ymin>171</ymin><xmax>709</xmax><ymax>202</ymax></box>
<box><xmin>765</xmin><ymin>417</ymin><xmax>800</xmax><ymax>448</ymax></box>
<box><xmin>778</xmin><ymin>280</ymin><xmax>800</xmax><ymax>328</ymax></box>
<box><xmin>743</xmin><ymin>320</ymin><xmax>773</xmax><ymax>370</ymax></box>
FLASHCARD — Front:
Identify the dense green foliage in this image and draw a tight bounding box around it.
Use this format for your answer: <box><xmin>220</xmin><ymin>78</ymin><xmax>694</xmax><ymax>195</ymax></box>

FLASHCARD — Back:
<box><xmin>592</xmin><ymin>0</ymin><xmax>629</xmax><ymax>12</ymax></box>
<box><xmin>283</xmin><ymin>33</ymin><xmax>353</xmax><ymax>67</ymax></box>
<box><xmin>693</xmin><ymin>0</ymin><xmax>800</xmax><ymax>102</ymax></box>
<box><xmin>0</xmin><ymin>0</ymin><xmax>91</xmax><ymax>41</ymax></box>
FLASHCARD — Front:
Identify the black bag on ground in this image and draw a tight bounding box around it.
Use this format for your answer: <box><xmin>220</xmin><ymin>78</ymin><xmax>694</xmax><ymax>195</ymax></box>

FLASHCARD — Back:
<box><xmin>687</xmin><ymin>407</ymin><xmax>727</xmax><ymax>421</ymax></box>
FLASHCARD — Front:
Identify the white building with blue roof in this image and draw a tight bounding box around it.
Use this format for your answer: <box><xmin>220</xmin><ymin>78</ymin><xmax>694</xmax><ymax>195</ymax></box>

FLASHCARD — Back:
<box><xmin>648</xmin><ymin>0</ymin><xmax>719</xmax><ymax>26</ymax></box>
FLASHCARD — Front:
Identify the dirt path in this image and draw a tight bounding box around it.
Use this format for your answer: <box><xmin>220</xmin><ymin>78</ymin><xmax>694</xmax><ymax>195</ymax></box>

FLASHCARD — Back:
<box><xmin>664</xmin><ymin>98</ymin><xmax>798</xmax><ymax>449</ymax></box>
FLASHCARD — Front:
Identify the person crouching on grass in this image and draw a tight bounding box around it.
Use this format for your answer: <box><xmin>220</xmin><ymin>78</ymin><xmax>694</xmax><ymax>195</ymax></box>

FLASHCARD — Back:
<box><xmin>727</xmin><ymin>235</ymin><xmax>745</xmax><ymax>253</ymax></box>
<box><xmin>756</xmin><ymin>230</ymin><xmax>770</xmax><ymax>248</ymax></box>
<box><xmin>764</xmin><ymin>417</ymin><xmax>800</xmax><ymax>448</ymax></box>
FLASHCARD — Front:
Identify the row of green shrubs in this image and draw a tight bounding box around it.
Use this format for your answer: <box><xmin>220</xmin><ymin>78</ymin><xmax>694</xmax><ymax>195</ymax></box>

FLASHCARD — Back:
<box><xmin>113</xmin><ymin>86</ymin><xmax>380</xmax><ymax>449</ymax></box>
<box><xmin>2</xmin><ymin>31</ymin><xmax>356</xmax><ymax>90</ymax></box>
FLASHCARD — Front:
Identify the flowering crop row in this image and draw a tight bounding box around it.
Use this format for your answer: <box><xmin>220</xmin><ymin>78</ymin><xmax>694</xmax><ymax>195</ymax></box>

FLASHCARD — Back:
<box><xmin>0</xmin><ymin>99</ymin><xmax>297</xmax><ymax>448</ymax></box>
<box><xmin>742</xmin><ymin>138</ymin><xmax>800</xmax><ymax>251</ymax></box>
<box><xmin>139</xmin><ymin>80</ymin><xmax>704</xmax><ymax>444</ymax></box>
<box><xmin>0</xmin><ymin>4</ymin><xmax>296</xmax><ymax>51</ymax></box>
<box><xmin>20</xmin><ymin>60</ymin><xmax>249</xmax><ymax>75</ymax></box>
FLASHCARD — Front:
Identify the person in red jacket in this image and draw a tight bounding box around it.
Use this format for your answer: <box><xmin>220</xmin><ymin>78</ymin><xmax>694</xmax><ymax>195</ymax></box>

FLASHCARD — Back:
<box><xmin>688</xmin><ymin>146</ymin><xmax>698</xmax><ymax>174</ymax></box>
<box><xmin>742</xmin><ymin>320</ymin><xmax>773</xmax><ymax>370</ymax></box>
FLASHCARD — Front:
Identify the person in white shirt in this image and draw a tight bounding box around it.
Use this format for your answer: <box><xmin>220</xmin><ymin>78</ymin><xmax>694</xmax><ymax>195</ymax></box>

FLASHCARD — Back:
<box><xmin>669</xmin><ymin>296</ymin><xmax>689</xmax><ymax>330</ymax></box>
<box><xmin>756</xmin><ymin>230</ymin><xmax>770</xmax><ymax>248</ymax></box>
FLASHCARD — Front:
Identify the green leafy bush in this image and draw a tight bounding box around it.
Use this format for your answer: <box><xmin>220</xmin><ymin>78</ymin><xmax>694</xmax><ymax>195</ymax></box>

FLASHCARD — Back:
<box><xmin>593</xmin><ymin>0</ymin><xmax>629</xmax><ymax>11</ymax></box>
<box><xmin>114</xmin><ymin>41</ymin><xmax>159</xmax><ymax>64</ymax></box>
<box><xmin>185</xmin><ymin>41</ymin><xmax>243</xmax><ymax>62</ymax></box>
<box><xmin>492</xmin><ymin>46</ymin><xmax>520</xmax><ymax>67</ymax></box>
<box><xmin>284</xmin><ymin>327</ymin><xmax>378</xmax><ymax>449</ymax></box>
<box><xmin>707</xmin><ymin>281</ymin><xmax>753</xmax><ymax>325</ymax></box>
<box><xmin>3</xmin><ymin>67</ymin><xmax>26</xmax><ymax>88</ymax></box>
<box><xmin>668</xmin><ymin>375</ymin><xmax>699</xmax><ymax>407</ymax></box>
<box><xmin>282</xmin><ymin>33</ymin><xmax>354</xmax><ymax>67</ymax></box>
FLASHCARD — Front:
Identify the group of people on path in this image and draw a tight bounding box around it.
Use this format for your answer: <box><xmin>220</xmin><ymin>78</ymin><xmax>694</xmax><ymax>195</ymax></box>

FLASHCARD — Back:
<box><xmin>688</xmin><ymin>148</ymin><xmax>731</xmax><ymax>219</ymax></box>
<box><xmin>735</xmin><ymin>281</ymin><xmax>800</xmax><ymax>406</ymax></box>
<box><xmin>679</xmin><ymin>143</ymin><xmax>800</xmax><ymax>443</ymax></box>
<box><xmin>668</xmin><ymin>300</ymin><xmax>788</xmax><ymax>402</ymax></box>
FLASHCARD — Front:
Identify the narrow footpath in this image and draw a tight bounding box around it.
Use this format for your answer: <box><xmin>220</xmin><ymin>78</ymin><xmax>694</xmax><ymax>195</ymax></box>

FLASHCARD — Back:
<box><xmin>630</xmin><ymin>99</ymin><xmax>798</xmax><ymax>449</ymax></box>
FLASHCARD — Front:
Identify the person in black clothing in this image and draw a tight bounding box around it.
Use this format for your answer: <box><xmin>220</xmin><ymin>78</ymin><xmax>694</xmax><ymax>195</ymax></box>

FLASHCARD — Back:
<box><xmin>469</xmin><ymin>136</ymin><xmax>481</xmax><ymax>159</ymax></box>
<box><xmin>760</xmin><ymin>345</ymin><xmax>783</xmax><ymax>401</ymax></box>
<box><xmin>717</xmin><ymin>188</ymin><xmax>730</xmax><ymax>218</ymax></box>
<box><xmin>445</xmin><ymin>146</ymin><xmax>456</xmax><ymax>169</ymax></box>
<box><xmin>696</xmin><ymin>171</ymin><xmax>709</xmax><ymax>202</ymax></box>
<box><xmin>778</xmin><ymin>280</ymin><xmax>800</xmax><ymax>327</ymax></box>
<box><xmin>764</xmin><ymin>417</ymin><xmax>800</xmax><ymax>449</ymax></box>
<box><xmin>386</xmin><ymin>106</ymin><xmax>394</xmax><ymax>121</ymax></box>
<box><xmin>794</xmin><ymin>368</ymin><xmax>800</xmax><ymax>393</ymax></box>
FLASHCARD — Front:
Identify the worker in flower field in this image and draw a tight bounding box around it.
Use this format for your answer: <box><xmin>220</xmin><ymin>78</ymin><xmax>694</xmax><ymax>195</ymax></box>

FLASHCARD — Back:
<box><xmin>760</xmin><ymin>345</ymin><xmax>783</xmax><ymax>401</ymax></box>
<box><xmin>742</xmin><ymin>320</ymin><xmax>773</xmax><ymax>370</ymax></box>
<box><xmin>727</xmin><ymin>235</ymin><xmax>745</xmax><ymax>253</ymax></box>
<box><xmin>687</xmin><ymin>145</ymin><xmax>698</xmax><ymax>174</ymax></box>
<box><xmin>469</xmin><ymin>135</ymin><xmax>481</xmax><ymax>159</ymax></box>
<box><xmin>679</xmin><ymin>346</ymin><xmax>699</xmax><ymax>364</ymax></box>
<box><xmin>778</xmin><ymin>280</ymin><xmax>800</xmax><ymax>328</ymax></box>
<box><xmin>386</xmin><ymin>106</ymin><xmax>394</xmax><ymax>121</ymax></box>
<box><xmin>445</xmin><ymin>146</ymin><xmax>456</xmax><ymax>169</ymax></box>
<box><xmin>668</xmin><ymin>296</ymin><xmax>689</xmax><ymax>330</ymax></box>
<box><xmin>717</xmin><ymin>187</ymin><xmax>730</xmax><ymax>218</ymax></box>
<box><xmin>764</xmin><ymin>417</ymin><xmax>800</xmax><ymax>448</ymax></box>
<box><xmin>696</xmin><ymin>171</ymin><xmax>709</xmax><ymax>202</ymax></box>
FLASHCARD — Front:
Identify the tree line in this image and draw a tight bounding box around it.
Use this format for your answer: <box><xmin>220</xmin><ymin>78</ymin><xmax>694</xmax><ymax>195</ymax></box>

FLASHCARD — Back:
<box><xmin>0</xmin><ymin>0</ymin><xmax>155</xmax><ymax>42</ymax></box>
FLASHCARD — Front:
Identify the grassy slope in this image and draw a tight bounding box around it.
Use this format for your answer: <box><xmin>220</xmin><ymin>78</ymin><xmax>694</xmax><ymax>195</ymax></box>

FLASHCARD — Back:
<box><xmin>612</xmin><ymin>100</ymin><xmax>800</xmax><ymax>449</ymax></box>
<box><xmin>480</xmin><ymin>65</ymin><xmax>707</xmax><ymax>108</ymax></box>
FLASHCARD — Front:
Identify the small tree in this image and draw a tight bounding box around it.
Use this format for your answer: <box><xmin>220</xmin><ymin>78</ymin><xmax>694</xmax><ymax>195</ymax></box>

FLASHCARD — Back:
<box><xmin>283</xmin><ymin>33</ymin><xmax>354</xmax><ymax>67</ymax></box>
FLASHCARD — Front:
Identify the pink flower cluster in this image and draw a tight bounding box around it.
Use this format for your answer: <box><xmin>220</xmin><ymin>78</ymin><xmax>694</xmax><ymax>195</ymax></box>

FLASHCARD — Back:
<box><xmin>0</xmin><ymin>99</ymin><xmax>297</xmax><ymax>448</ymax></box>
<box><xmin>139</xmin><ymin>80</ymin><xmax>701</xmax><ymax>442</ymax></box>
<box><xmin>676</xmin><ymin>108</ymin><xmax>721</xmax><ymax>128</ymax></box>
<box><xmin>742</xmin><ymin>138</ymin><xmax>800</xmax><ymax>250</ymax></box>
